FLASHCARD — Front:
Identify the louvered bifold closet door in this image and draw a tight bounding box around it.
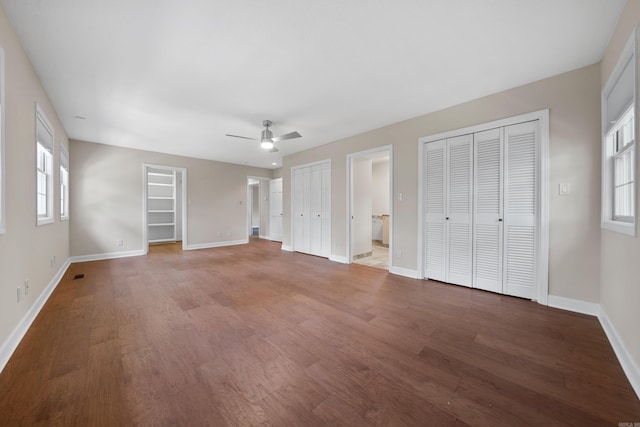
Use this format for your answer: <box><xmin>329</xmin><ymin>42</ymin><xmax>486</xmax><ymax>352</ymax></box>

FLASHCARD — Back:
<box><xmin>473</xmin><ymin>128</ymin><xmax>504</xmax><ymax>293</ymax></box>
<box><xmin>424</xmin><ymin>140</ymin><xmax>447</xmax><ymax>281</ymax></box>
<box><xmin>446</xmin><ymin>134</ymin><xmax>473</xmax><ymax>286</ymax></box>
<box><xmin>503</xmin><ymin>121</ymin><xmax>538</xmax><ymax>299</ymax></box>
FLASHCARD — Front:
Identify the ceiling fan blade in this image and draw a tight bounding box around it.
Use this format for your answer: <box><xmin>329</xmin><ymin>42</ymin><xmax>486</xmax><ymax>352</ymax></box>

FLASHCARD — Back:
<box><xmin>272</xmin><ymin>131</ymin><xmax>301</xmax><ymax>142</ymax></box>
<box><xmin>269</xmin><ymin>146</ymin><xmax>279</xmax><ymax>153</ymax></box>
<box><xmin>225</xmin><ymin>134</ymin><xmax>257</xmax><ymax>140</ymax></box>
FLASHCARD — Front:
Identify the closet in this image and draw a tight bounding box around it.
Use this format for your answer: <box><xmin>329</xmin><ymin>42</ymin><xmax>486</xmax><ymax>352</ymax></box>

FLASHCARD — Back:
<box><xmin>423</xmin><ymin>120</ymin><xmax>540</xmax><ymax>299</ymax></box>
<box><xmin>147</xmin><ymin>168</ymin><xmax>177</xmax><ymax>243</ymax></box>
<box><xmin>292</xmin><ymin>161</ymin><xmax>331</xmax><ymax>257</ymax></box>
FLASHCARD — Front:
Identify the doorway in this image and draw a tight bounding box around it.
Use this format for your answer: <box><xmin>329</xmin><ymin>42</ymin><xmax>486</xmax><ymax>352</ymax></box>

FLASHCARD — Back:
<box><xmin>347</xmin><ymin>146</ymin><xmax>392</xmax><ymax>270</ymax></box>
<box><xmin>143</xmin><ymin>163</ymin><xmax>187</xmax><ymax>254</ymax></box>
<box><xmin>247</xmin><ymin>177</ymin><xmax>270</xmax><ymax>240</ymax></box>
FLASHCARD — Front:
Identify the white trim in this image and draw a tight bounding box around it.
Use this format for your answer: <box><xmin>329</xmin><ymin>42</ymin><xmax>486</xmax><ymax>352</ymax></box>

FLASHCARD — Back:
<box><xmin>537</xmin><ymin>111</ymin><xmax>550</xmax><ymax>305</ymax></box>
<box><xmin>389</xmin><ymin>266</ymin><xmax>419</xmax><ymax>279</ymax></box>
<box><xmin>70</xmin><ymin>250</ymin><xmax>145</xmax><ymax>263</ymax></box>
<box><xmin>329</xmin><ymin>254</ymin><xmax>349</xmax><ymax>264</ymax></box>
<box><xmin>601</xmin><ymin>29</ymin><xmax>637</xmax><ymax>237</ymax></box>
<box><xmin>142</xmin><ymin>164</ymin><xmax>188</xmax><ymax>254</ymax></box>
<box><xmin>598</xmin><ymin>307</ymin><xmax>640</xmax><ymax>399</ymax></box>
<box><xmin>184</xmin><ymin>239</ymin><xmax>247</xmax><ymax>251</ymax></box>
<box><xmin>0</xmin><ymin>47</ymin><xmax>5</xmax><ymax>235</ymax></box>
<box><xmin>417</xmin><ymin>109</ymin><xmax>550</xmax><ymax>306</ymax></box>
<box><xmin>547</xmin><ymin>295</ymin><xmax>599</xmax><ymax>316</ymax></box>
<box><xmin>346</xmin><ymin>145</ymin><xmax>393</xmax><ymax>270</ymax></box>
<box><xmin>281</xmin><ymin>245</ymin><xmax>293</xmax><ymax>252</ymax></box>
<box><xmin>419</xmin><ymin>110</ymin><xmax>550</xmax><ymax>145</ymax></box>
<box><xmin>0</xmin><ymin>258</ymin><xmax>71</xmax><ymax>373</ymax></box>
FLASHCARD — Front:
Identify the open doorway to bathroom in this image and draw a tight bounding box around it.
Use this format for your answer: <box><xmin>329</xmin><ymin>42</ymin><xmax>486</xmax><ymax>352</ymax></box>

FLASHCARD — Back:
<box><xmin>347</xmin><ymin>146</ymin><xmax>392</xmax><ymax>271</ymax></box>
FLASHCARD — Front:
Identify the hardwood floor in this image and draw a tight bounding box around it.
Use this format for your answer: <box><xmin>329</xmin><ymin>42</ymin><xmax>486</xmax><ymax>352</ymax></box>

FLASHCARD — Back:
<box><xmin>0</xmin><ymin>239</ymin><xmax>638</xmax><ymax>426</ymax></box>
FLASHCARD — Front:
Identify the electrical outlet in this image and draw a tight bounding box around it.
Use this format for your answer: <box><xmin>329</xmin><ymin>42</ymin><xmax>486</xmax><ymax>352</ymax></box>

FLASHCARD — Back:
<box><xmin>50</xmin><ymin>257</ymin><xmax>54</xmax><ymax>267</ymax></box>
<box><xmin>117</xmin><ymin>239</ymin><xmax>124</xmax><ymax>246</ymax></box>
<box><xmin>226</xmin><ymin>231</ymin><xmax>232</xmax><ymax>237</ymax></box>
<box><xmin>17</xmin><ymin>286</ymin><xmax>22</xmax><ymax>303</ymax></box>
<box><xmin>24</xmin><ymin>280</ymin><xmax>29</xmax><ymax>296</ymax></box>
<box><xmin>396</xmin><ymin>249</ymin><xmax>402</xmax><ymax>259</ymax></box>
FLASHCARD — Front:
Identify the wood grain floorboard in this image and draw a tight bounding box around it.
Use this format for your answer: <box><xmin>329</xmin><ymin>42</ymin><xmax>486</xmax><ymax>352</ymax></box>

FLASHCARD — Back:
<box><xmin>0</xmin><ymin>238</ymin><xmax>638</xmax><ymax>426</ymax></box>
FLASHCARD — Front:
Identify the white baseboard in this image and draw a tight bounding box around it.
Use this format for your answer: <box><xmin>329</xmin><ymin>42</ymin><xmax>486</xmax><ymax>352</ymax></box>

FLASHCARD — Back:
<box><xmin>598</xmin><ymin>308</ymin><xmax>640</xmax><ymax>399</ymax></box>
<box><xmin>281</xmin><ymin>245</ymin><xmax>293</xmax><ymax>252</ymax></box>
<box><xmin>547</xmin><ymin>295</ymin><xmax>600</xmax><ymax>316</ymax></box>
<box><xmin>0</xmin><ymin>258</ymin><xmax>71</xmax><ymax>373</ymax></box>
<box><xmin>389</xmin><ymin>266</ymin><xmax>419</xmax><ymax>279</ymax></box>
<box><xmin>185</xmin><ymin>239</ymin><xmax>248</xmax><ymax>250</ymax></box>
<box><xmin>329</xmin><ymin>254</ymin><xmax>349</xmax><ymax>264</ymax></box>
<box><xmin>70</xmin><ymin>249</ymin><xmax>145</xmax><ymax>263</ymax></box>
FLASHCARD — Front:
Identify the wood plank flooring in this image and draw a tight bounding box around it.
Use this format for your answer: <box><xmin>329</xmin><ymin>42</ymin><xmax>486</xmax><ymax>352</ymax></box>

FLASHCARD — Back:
<box><xmin>0</xmin><ymin>238</ymin><xmax>639</xmax><ymax>426</ymax></box>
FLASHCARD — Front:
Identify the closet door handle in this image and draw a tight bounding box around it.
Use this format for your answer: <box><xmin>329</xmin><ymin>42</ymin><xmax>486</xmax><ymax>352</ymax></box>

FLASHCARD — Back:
<box><xmin>498</xmin><ymin>218</ymin><xmax>503</xmax><ymax>222</ymax></box>
<box><xmin>446</xmin><ymin>217</ymin><xmax>450</xmax><ymax>220</ymax></box>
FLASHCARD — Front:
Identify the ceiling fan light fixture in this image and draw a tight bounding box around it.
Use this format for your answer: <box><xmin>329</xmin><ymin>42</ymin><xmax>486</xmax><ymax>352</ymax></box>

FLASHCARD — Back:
<box><xmin>261</xmin><ymin>140</ymin><xmax>274</xmax><ymax>150</ymax></box>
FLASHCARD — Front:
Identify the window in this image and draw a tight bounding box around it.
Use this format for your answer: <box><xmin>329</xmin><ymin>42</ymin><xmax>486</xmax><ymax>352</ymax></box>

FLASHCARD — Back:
<box><xmin>36</xmin><ymin>106</ymin><xmax>54</xmax><ymax>226</ymax></box>
<box><xmin>60</xmin><ymin>145</ymin><xmax>69</xmax><ymax>220</ymax></box>
<box><xmin>0</xmin><ymin>47</ymin><xmax>5</xmax><ymax>234</ymax></box>
<box><xmin>602</xmin><ymin>30</ymin><xmax>637</xmax><ymax>236</ymax></box>
<box><xmin>611</xmin><ymin>106</ymin><xmax>635</xmax><ymax>222</ymax></box>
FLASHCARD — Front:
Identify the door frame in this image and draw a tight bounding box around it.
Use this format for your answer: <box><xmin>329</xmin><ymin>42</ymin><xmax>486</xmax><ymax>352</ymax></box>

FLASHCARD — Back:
<box><xmin>346</xmin><ymin>145</ymin><xmax>393</xmax><ymax>269</ymax></box>
<box><xmin>417</xmin><ymin>109</ymin><xmax>549</xmax><ymax>305</ymax></box>
<box><xmin>142</xmin><ymin>163</ymin><xmax>188</xmax><ymax>255</ymax></box>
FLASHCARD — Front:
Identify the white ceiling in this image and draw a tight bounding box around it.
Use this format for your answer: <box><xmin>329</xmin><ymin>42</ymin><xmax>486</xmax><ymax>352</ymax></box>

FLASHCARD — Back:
<box><xmin>1</xmin><ymin>0</ymin><xmax>625</xmax><ymax>169</ymax></box>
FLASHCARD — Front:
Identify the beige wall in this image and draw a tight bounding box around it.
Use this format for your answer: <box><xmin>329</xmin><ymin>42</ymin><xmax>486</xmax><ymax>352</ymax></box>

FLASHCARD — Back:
<box><xmin>282</xmin><ymin>63</ymin><xmax>602</xmax><ymax>302</ymax></box>
<box><xmin>0</xmin><ymin>6</ymin><xmax>70</xmax><ymax>353</ymax></box>
<box><xmin>599</xmin><ymin>0</ymin><xmax>640</xmax><ymax>380</ymax></box>
<box><xmin>70</xmin><ymin>140</ymin><xmax>273</xmax><ymax>256</ymax></box>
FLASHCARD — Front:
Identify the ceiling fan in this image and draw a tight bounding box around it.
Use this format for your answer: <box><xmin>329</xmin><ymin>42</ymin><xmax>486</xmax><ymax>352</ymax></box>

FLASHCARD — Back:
<box><xmin>225</xmin><ymin>120</ymin><xmax>301</xmax><ymax>153</ymax></box>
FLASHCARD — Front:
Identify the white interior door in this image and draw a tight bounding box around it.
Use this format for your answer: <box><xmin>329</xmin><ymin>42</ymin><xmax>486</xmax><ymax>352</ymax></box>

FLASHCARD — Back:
<box><xmin>424</xmin><ymin>139</ymin><xmax>446</xmax><ymax>281</ymax></box>
<box><xmin>446</xmin><ymin>134</ymin><xmax>473</xmax><ymax>286</ymax></box>
<box><xmin>269</xmin><ymin>178</ymin><xmax>283</xmax><ymax>242</ymax></box>
<box><xmin>503</xmin><ymin>121</ymin><xmax>538</xmax><ymax>299</ymax></box>
<box><xmin>320</xmin><ymin>163</ymin><xmax>331</xmax><ymax>257</ymax></box>
<box><xmin>473</xmin><ymin>128</ymin><xmax>504</xmax><ymax>293</ymax></box>
<box><xmin>293</xmin><ymin>168</ymin><xmax>310</xmax><ymax>253</ymax></box>
<box><xmin>310</xmin><ymin>165</ymin><xmax>323</xmax><ymax>256</ymax></box>
<box><xmin>293</xmin><ymin>162</ymin><xmax>330</xmax><ymax>256</ymax></box>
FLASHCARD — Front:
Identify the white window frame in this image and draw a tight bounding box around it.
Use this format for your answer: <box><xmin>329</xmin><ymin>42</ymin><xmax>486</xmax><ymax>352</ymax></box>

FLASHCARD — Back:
<box><xmin>60</xmin><ymin>145</ymin><xmax>69</xmax><ymax>221</ymax></box>
<box><xmin>36</xmin><ymin>105</ymin><xmax>55</xmax><ymax>226</ymax></box>
<box><xmin>601</xmin><ymin>30</ymin><xmax>638</xmax><ymax>237</ymax></box>
<box><xmin>0</xmin><ymin>47</ymin><xmax>6</xmax><ymax>234</ymax></box>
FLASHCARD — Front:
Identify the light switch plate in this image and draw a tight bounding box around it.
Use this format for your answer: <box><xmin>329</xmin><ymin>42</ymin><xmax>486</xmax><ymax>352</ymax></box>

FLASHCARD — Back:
<box><xmin>559</xmin><ymin>183</ymin><xmax>571</xmax><ymax>195</ymax></box>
